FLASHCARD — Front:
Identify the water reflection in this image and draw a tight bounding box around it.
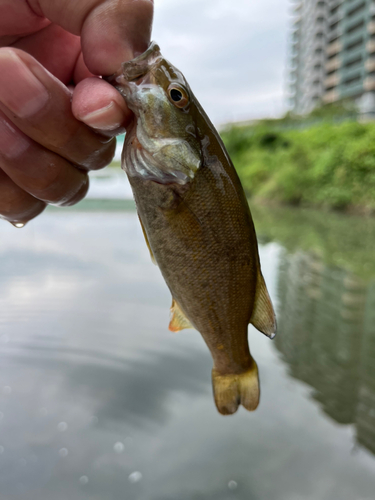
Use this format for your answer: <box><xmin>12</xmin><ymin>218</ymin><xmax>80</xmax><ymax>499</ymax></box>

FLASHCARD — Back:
<box><xmin>2</xmin><ymin>206</ymin><xmax>375</xmax><ymax>499</ymax></box>
<box><xmin>274</xmin><ymin>249</ymin><xmax>375</xmax><ymax>455</ymax></box>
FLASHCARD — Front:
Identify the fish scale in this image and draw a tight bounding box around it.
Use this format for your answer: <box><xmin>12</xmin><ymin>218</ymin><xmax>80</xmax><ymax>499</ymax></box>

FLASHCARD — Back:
<box><xmin>111</xmin><ymin>42</ymin><xmax>277</xmax><ymax>415</ymax></box>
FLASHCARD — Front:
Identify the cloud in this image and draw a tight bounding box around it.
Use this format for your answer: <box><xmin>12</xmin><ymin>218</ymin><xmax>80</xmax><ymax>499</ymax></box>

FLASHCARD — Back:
<box><xmin>153</xmin><ymin>0</ymin><xmax>290</xmax><ymax>124</ymax></box>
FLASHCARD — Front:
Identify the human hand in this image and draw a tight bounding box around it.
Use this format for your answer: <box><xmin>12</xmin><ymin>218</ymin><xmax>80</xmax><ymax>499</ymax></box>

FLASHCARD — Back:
<box><xmin>0</xmin><ymin>0</ymin><xmax>153</xmax><ymax>226</ymax></box>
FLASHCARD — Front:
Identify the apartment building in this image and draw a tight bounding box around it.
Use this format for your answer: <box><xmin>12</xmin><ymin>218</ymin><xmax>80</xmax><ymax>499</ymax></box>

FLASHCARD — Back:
<box><xmin>289</xmin><ymin>0</ymin><xmax>375</xmax><ymax>116</ymax></box>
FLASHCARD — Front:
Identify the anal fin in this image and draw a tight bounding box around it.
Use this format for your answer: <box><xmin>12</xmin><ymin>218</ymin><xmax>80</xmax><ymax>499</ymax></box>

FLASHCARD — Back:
<box><xmin>250</xmin><ymin>272</ymin><xmax>277</xmax><ymax>339</ymax></box>
<box><xmin>138</xmin><ymin>215</ymin><xmax>157</xmax><ymax>265</ymax></box>
<box><xmin>169</xmin><ymin>299</ymin><xmax>193</xmax><ymax>332</ymax></box>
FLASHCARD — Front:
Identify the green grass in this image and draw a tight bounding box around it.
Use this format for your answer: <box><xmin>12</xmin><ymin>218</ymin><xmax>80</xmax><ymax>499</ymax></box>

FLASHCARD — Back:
<box><xmin>221</xmin><ymin>120</ymin><xmax>375</xmax><ymax>212</ymax></box>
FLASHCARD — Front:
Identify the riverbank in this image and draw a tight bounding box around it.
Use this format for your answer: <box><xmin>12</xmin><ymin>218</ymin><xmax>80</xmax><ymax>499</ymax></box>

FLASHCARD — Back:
<box><xmin>221</xmin><ymin>120</ymin><xmax>375</xmax><ymax>214</ymax></box>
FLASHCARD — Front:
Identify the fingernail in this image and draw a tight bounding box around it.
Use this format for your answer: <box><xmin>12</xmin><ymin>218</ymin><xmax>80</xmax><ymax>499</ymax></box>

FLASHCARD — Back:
<box><xmin>0</xmin><ymin>116</ymin><xmax>30</xmax><ymax>159</ymax></box>
<box><xmin>80</xmin><ymin>102</ymin><xmax>123</xmax><ymax>130</ymax></box>
<box><xmin>0</xmin><ymin>50</ymin><xmax>49</xmax><ymax>118</ymax></box>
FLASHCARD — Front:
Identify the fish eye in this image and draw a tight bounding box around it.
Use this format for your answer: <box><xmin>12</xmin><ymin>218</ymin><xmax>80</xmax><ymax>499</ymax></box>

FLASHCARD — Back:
<box><xmin>167</xmin><ymin>84</ymin><xmax>189</xmax><ymax>108</ymax></box>
<box><xmin>170</xmin><ymin>89</ymin><xmax>183</xmax><ymax>102</ymax></box>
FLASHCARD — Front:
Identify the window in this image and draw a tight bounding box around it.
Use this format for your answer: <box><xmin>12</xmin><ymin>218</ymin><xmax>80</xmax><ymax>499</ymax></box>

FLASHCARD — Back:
<box><xmin>345</xmin><ymin>37</ymin><xmax>364</xmax><ymax>51</ymax></box>
<box><xmin>344</xmin><ymin>56</ymin><xmax>362</xmax><ymax>68</ymax></box>
<box><xmin>347</xmin><ymin>2</ymin><xmax>366</xmax><ymax>18</ymax></box>
<box><xmin>342</xmin><ymin>73</ymin><xmax>362</xmax><ymax>85</ymax></box>
<box><xmin>330</xmin><ymin>20</ymin><xmax>340</xmax><ymax>30</ymax></box>
<box><xmin>346</xmin><ymin>20</ymin><xmax>365</xmax><ymax>34</ymax></box>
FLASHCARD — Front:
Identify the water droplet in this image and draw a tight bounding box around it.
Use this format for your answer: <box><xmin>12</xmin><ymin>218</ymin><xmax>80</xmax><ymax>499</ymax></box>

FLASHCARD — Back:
<box><xmin>0</xmin><ymin>446</ymin><xmax>4</xmax><ymax>454</ymax></box>
<box><xmin>3</xmin><ymin>386</ymin><xmax>11</xmax><ymax>395</ymax></box>
<box><xmin>1</xmin><ymin>335</ymin><xmax>9</xmax><ymax>344</ymax></box>
<box><xmin>228</xmin><ymin>480</ymin><xmax>238</xmax><ymax>490</ymax></box>
<box><xmin>114</xmin><ymin>442</ymin><xmax>124</xmax><ymax>454</ymax></box>
<box><xmin>39</xmin><ymin>408</ymin><xmax>48</xmax><ymax>416</ymax></box>
<box><xmin>19</xmin><ymin>458</ymin><xmax>27</xmax><ymax>466</ymax></box>
<box><xmin>59</xmin><ymin>448</ymin><xmax>68</xmax><ymax>458</ymax></box>
<box><xmin>90</xmin><ymin>416</ymin><xmax>98</xmax><ymax>425</ymax></box>
<box><xmin>128</xmin><ymin>471</ymin><xmax>142</xmax><ymax>484</ymax></box>
<box><xmin>79</xmin><ymin>476</ymin><xmax>89</xmax><ymax>485</ymax></box>
<box><xmin>10</xmin><ymin>222</ymin><xmax>26</xmax><ymax>228</ymax></box>
<box><xmin>57</xmin><ymin>422</ymin><xmax>68</xmax><ymax>432</ymax></box>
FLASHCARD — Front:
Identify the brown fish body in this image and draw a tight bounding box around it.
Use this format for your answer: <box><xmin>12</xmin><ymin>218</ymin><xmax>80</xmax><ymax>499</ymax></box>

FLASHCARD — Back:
<box><xmin>115</xmin><ymin>43</ymin><xmax>276</xmax><ymax>415</ymax></box>
<box><xmin>127</xmin><ymin>128</ymin><xmax>258</xmax><ymax>376</ymax></box>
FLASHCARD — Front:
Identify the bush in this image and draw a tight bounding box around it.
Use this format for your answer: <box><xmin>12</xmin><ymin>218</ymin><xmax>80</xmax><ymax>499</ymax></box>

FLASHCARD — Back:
<box><xmin>221</xmin><ymin>121</ymin><xmax>375</xmax><ymax>212</ymax></box>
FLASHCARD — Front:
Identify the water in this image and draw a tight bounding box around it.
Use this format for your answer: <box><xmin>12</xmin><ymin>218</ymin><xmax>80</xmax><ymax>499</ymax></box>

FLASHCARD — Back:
<box><xmin>1</xmin><ymin>200</ymin><xmax>375</xmax><ymax>500</ymax></box>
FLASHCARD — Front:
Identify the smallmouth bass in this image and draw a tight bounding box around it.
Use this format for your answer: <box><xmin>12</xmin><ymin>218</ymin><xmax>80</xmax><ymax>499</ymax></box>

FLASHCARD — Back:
<box><xmin>111</xmin><ymin>42</ymin><xmax>276</xmax><ymax>415</ymax></box>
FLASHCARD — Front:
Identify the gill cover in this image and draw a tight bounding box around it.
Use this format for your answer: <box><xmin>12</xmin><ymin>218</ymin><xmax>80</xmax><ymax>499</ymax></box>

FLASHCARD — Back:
<box><xmin>116</xmin><ymin>42</ymin><xmax>202</xmax><ymax>186</ymax></box>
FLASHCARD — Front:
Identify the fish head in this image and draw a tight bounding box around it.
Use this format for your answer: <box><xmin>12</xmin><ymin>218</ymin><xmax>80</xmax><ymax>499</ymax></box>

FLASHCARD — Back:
<box><xmin>113</xmin><ymin>42</ymin><xmax>202</xmax><ymax>185</ymax></box>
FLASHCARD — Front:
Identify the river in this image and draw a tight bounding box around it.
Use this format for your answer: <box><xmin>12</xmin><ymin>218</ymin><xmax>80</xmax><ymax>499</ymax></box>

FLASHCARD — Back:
<box><xmin>1</xmin><ymin>178</ymin><xmax>375</xmax><ymax>499</ymax></box>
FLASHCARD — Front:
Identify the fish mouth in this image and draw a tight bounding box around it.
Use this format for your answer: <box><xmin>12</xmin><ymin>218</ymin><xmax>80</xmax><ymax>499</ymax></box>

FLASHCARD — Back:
<box><xmin>122</xmin><ymin>41</ymin><xmax>162</xmax><ymax>82</ymax></box>
<box><xmin>106</xmin><ymin>41</ymin><xmax>162</xmax><ymax>86</ymax></box>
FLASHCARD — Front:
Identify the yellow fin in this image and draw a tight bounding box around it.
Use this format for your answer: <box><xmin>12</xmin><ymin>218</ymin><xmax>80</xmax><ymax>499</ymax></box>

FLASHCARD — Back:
<box><xmin>250</xmin><ymin>272</ymin><xmax>277</xmax><ymax>339</ymax></box>
<box><xmin>138</xmin><ymin>215</ymin><xmax>156</xmax><ymax>265</ymax></box>
<box><xmin>169</xmin><ymin>299</ymin><xmax>193</xmax><ymax>332</ymax></box>
<box><xmin>212</xmin><ymin>361</ymin><xmax>260</xmax><ymax>415</ymax></box>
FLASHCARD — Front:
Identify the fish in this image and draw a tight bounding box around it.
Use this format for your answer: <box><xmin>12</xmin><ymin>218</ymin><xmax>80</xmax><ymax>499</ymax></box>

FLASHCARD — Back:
<box><xmin>110</xmin><ymin>42</ymin><xmax>277</xmax><ymax>415</ymax></box>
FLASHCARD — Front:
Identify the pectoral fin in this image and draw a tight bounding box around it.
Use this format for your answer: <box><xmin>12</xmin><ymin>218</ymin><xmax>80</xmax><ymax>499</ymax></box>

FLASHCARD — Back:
<box><xmin>138</xmin><ymin>215</ymin><xmax>157</xmax><ymax>265</ymax></box>
<box><xmin>169</xmin><ymin>299</ymin><xmax>193</xmax><ymax>332</ymax></box>
<box><xmin>250</xmin><ymin>272</ymin><xmax>277</xmax><ymax>339</ymax></box>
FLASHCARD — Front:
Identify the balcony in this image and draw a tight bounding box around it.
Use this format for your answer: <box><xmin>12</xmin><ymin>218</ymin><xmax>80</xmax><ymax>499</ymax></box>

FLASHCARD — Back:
<box><xmin>325</xmin><ymin>74</ymin><xmax>340</xmax><ymax>88</ymax></box>
<box><xmin>364</xmin><ymin>77</ymin><xmax>375</xmax><ymax>91</ymax></box>
<box><xmin>367</xmin><ymin>40</ymin><xmax>375</xmax><ymax>53</ymax></box>
<box><xmin>326</xmin><ymin>57</ymin><xmax>341</xmax><ymax>72</ymax></box>
<box><xmin>329</xmin><ymin>0</ymin><xmax>343</xmax><ymax>9</ymax></box>
<box><xmin>368</xmin><ymin>21</ymin><xmax>375</xmax><ymax>35</ymax></box>
<box><xmin>328</xmin><ymin>11</ymin><xmax>343</xmax><ymax>26</ymax></box>
<box><xmin>327</xmin><ymin>27</ymin><xmax>342</xmax><ymax>43</ymax></box>
<box><xmin>365</xmin><ymin>59</ymin><xmax>375</xmax><ymax>72</ymax></box>
<box><xmin>327</xmin><ymin>40</ymin><xmax>342</xmax><ymax>56</ymax></box>
<box><xmin>323</xmin><ymin>89</ymin><xmax>339</xmax><ymax>103</ymax></box>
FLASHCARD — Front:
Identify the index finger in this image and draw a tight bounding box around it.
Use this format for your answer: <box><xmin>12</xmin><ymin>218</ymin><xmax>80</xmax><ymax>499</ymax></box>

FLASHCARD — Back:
<box><xmin>28</xmin><ymin>0</ymin><xmax>154</xmax><ymax>75</ymax></box>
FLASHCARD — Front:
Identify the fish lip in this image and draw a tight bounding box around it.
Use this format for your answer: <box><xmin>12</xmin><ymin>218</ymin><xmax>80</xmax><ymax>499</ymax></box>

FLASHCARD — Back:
<box><xmin>122</xmin><ymin>41</ymin><xmax>161</xmax><ymax>75</ymax></box>
<box><xmin>105</xmin><ymin>41</ymin><xmax>161</xmax><ymax>85</ymax></box>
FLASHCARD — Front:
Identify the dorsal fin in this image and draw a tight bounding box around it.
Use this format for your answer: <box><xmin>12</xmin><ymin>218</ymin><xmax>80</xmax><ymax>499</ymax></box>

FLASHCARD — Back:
<box><xmin>250</xmin><ymin>272</ymin><xmax>277</xmax><ymax>339</ymax></box>
<box><xmin>169</xmin><ymin>299</ymin><xmax>193</xmax><ymax>332</ymax></box>
<box><xmin>138</xmin><ymin>215</ymin><xmax>157</xmax><ymax>265</ymax></box>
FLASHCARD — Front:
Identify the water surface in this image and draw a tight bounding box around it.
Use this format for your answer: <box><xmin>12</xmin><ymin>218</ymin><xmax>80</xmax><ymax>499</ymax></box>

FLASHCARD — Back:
<box><xmin>1</xmin><ymin>202</ymin><xmax>375</xmax><ymax>500</ymax></box>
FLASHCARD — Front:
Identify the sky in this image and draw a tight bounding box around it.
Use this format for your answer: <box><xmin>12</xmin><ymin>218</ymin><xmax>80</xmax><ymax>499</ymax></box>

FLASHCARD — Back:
<box><xmin>152</xmin><ymin>0</ymin><xmax>291</xmax><ymax>125</ymax></box>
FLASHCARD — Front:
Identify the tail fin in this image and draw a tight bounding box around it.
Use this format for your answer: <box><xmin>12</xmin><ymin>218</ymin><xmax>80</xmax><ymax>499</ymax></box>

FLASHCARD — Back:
<box><xmin>212</xmin><ymin>362</ymin><xmax>260</xmax><ymax>416</ymax></box>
